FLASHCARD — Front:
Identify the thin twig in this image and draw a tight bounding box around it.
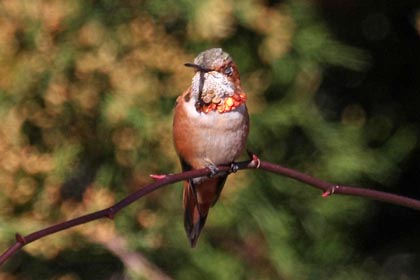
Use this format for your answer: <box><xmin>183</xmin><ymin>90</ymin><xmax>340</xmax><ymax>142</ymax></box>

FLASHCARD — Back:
<box><xmin>258</xmin><ymin>161</ymin><xmax>420</xmax><ymax>210</ymax></box>
<box><xmin>92</xmin><ymin>233</ymin><xmax>173</xmax><ymax>280</ymax></box>
<box><xmin>1</xmin><ymin>154</ymin><xmax>419</xmax><ymax>266</ymax></box>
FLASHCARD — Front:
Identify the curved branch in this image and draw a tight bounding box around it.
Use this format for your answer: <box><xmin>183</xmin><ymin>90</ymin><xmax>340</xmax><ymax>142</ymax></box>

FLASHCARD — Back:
<box><xmin>1</xmin><ymin>155</ymin><xmax>419</xmax><ymax>266</ymax></box>
<box><xmin>258</xmin><ymin>160</ymin><xmax>420</xmax><ymax>210</ymax></box>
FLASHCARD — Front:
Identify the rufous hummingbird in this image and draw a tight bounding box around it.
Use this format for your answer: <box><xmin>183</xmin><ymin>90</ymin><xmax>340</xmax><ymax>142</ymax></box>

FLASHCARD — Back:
<box><xmin>173</xmin><ymin>48</ymin><xmax>249</xmax><ymax>247</ymax></box>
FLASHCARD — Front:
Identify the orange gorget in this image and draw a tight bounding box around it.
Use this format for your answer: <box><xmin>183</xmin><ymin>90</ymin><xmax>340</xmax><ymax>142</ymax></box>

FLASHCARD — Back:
<box><xmin>198</xmin><ymin>92</ymin><xmax>247</xmax><ymax>114</ymax></box>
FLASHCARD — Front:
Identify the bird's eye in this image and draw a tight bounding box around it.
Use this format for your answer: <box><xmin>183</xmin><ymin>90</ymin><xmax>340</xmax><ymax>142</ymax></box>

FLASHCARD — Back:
<box><xmin>224</xmin><ymin>66</ymin><xmax>233</xmax><ymax>76</ymax></box>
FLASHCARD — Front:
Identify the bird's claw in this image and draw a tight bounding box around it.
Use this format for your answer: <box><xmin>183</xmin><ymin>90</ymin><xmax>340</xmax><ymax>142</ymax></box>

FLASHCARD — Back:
<box><xmin>230</xmin><ymin>162</ymin><xmax>239</xmax><ymax>173</ymax></box>
<box><xmin>207</xmin><ymin>164</ymin><xmax>219</xmax><ymax>178</ymax></box>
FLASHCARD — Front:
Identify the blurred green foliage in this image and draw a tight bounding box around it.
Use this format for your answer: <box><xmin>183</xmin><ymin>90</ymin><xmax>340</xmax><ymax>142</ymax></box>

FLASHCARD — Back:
<box><xmin>0</xmin><ymin>0</ymin><xmax>419</xmax><ymax>279</ymax></box>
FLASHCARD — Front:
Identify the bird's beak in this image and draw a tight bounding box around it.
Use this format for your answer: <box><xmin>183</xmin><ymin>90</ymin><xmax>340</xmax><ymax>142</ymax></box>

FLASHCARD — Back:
<box><xmin>184</xmin><ymin>63</ymin><xmax>212</xmax><ymax>105</ymax></box>
<box><xmin>184</xmin><ymin>63</ymin><xmax>212</xmax><ymax>73</ymax></box>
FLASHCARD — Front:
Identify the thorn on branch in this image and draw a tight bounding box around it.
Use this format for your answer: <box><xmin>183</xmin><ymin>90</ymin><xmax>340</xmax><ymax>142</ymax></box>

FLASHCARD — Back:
<box><xmin>322</xmin><ymin>185</ymin><xmax>339</xmax><ymax>197</ymax></box>
<box><xmin>150</xmin><ymin>174</ymin><xmax>167</xmax><ymax>180</ymax></box>
<box><xmin>252</xmin><ymin>154</ymin><xmax>261</xmax><ymax>169</ymax></box>
<box><xmin>247</xmin><ymin>150</ymin><xmax>261</xmax><ymax>168</ymax></box>
<box><xmin>106</xmin><ymin>208</ymin><xmax>115</xmax><ymax>220</ymax></box>
<box><xmin>15</xmin><ymin>233</ymin><xmax>26</xmax><ymax>244</ymax></box>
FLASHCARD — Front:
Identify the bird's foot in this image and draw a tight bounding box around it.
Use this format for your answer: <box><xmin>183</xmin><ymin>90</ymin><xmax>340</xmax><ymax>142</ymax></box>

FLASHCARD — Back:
<box><xmin>206</xmin><ymin>164</ymin><xmax>219</xmax><ymax>178</ymax></box>
<box><xmin>203</xmin><ymin>158</ymin><xmax>219</xmax><ymax>178</ymax></box>
<box><xmin>230</xmin><ymin>162</ymin><xmax>239</xmax><ymax>173</ymax></box>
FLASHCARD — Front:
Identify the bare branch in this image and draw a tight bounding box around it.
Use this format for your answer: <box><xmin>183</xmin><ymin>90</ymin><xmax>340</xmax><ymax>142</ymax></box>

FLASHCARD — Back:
<box><xmin>93</xmin><ymin>234</ymin><xmax>174</xmax><ymax>280</ymax></box>
<box><xmin>1</xmin><ymin>154</ymin><xmax>419</xmax><ymax>266</ymax></box>
<box><xmin>258</xmin><ymin>160</ymin><xmax>420</xmax><ymax>210</ymax></box>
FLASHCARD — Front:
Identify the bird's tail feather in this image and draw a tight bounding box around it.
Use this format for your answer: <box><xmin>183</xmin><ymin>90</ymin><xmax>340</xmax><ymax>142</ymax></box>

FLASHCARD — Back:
<box><xmin>183</xmin><ymin>174</ymin><xmax>228</xmax><ymax>247</ymax></box>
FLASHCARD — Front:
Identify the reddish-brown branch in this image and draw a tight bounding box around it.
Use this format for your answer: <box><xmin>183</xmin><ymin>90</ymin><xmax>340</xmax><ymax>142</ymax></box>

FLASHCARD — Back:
<box><xmin>1</xmin><ymin>155</ymin><xmax>419</xmax><ymax>266</ymax></box>
<box><xmin>257</xmin><ymin>161</ymin><xmax>420</xmax><ymax>211</ymax></box>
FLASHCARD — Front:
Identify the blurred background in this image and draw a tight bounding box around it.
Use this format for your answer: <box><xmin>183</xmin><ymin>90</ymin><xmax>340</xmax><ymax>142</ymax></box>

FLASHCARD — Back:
<box><xmin>0</xmin><ymin>0</ymin><xmax>419</xmax><ymax>279</ymax></box>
